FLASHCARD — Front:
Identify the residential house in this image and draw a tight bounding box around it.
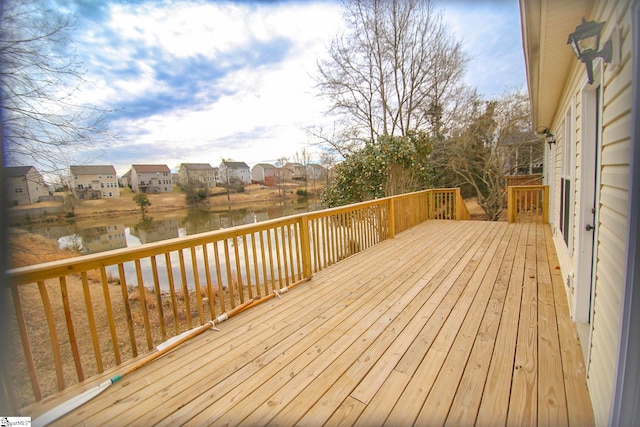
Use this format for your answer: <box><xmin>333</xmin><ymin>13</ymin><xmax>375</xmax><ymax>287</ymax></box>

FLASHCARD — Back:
<box><xmin>251</xmin><ymin>163</ymin><xmax>278</xmax><ymax>185</ymax></box>
<box><xmin>283</xmin><ymin>162</ymin><xmax>306</xmax><ymax>181</ymax></box>
<box><xmin>218</xmin><ymin>161</ymin><xmax>251</xmax><ymax>185</ymax></box>
<box><xmin>70</xmin><ymin>165</ymin><xmax>120</xmax><ymax>199</ymax></box>
<box><xmin>306</xmin><ymin>163</ymin><xmax>327</xmax><ymax>181</ymax></box>
<box><xmin>178</xmin><ymin>163</ymin><xmax>216</xmax><ymax>188</ymax></box>
<box><xmin>520</xmin><ymin>0</ymin><xmax>639</xmax><ymax>424</ymax></box>
<box><xmin>5</xmin><ymin>166</ymin><xmax>50</xmax><ymax>206</ymax></box>
<box><xmin>130</xmin><ymin>164</ymin><xmax>172</xmax><ymax>193</ymax></box>
<box><xmin>119</xmin><ymin>170</ymin><xmax>131</xmax><ymax>189</ymax></box>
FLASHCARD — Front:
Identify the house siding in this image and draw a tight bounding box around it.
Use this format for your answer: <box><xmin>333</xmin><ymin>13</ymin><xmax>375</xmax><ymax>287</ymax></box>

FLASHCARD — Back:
<box><xmin>543</xmin><ymin>1</ymin><xmax>633</xmax><ymax>425</ymax></box>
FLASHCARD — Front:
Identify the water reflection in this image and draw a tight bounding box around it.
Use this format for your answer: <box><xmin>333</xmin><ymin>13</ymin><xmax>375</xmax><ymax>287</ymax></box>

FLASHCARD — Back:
<box><xmin>130</xmin><ymin>218</ymin><xmax>179</xmax><ymax>244</ymax></box>
<box><xmin>28</xmin><ymin>200</ymin><xmax>321</xmax><ymax>256</ymax></box>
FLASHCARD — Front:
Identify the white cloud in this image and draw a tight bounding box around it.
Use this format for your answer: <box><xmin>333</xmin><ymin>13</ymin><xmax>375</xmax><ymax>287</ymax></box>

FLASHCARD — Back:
<box><xmin>70</xmin><ymin>0</ymin><xmax>525</xmax><ymax>175</ymax></box>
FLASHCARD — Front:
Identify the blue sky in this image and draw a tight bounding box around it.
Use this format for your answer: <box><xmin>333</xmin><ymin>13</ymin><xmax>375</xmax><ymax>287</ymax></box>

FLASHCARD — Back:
<box><xmin>60</xmin><ymin>0</ymin><xmax>526</xmax><ymax>176</ymax></box>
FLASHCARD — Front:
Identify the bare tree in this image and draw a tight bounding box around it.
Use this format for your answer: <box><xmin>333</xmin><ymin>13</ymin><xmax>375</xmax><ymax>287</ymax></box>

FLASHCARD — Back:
<box><xmin>275</xmin><ymin>156</ymin><xmax>288</xmax><ymax>198</ymax></box>
<box><xmin>1</xmin><ymin>0</ymin><xmax>112</xmax><ymax>175</ymax></box>
<box><xmin>433</xmin><ymin>90</ymin><xmax>535</xmax><ymax>220</ymax></box>
<box><xmin>319</xmin><ymin>151</ymin><xmax>337</xmax><ymax>187</ymax></box>
<box><xmin>316</xmin><ymin>0</ymin><xmax>466</xmax><ymax>150</ymax></box>
<box><xmin>293</xmin><ymin>147</ymin><xmax>313</xmax><ymax>193</ymax></box>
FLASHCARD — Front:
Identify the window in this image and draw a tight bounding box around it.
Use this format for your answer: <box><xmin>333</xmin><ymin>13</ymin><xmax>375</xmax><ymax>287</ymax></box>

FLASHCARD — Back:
<box><xmin>14</xmin><ymin>187</ymin><xmax>23</xmax><ymax>193</ymax></box>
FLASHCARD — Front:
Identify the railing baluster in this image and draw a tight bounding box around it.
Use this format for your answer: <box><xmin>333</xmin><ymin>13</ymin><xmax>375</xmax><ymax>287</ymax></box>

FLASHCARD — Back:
<box><xmin>100</xmin><ymin>267</ymin><xmax>121</xmax><ymax>365</ymax></box>
<box><xmin>223</xmin><ymin>239</ymin><xmax>235</xmax><ymax>308</ymax></box>
<box><xmin>242</xmin><ymin>236</ymin><xmax>253</xmax><ymax>300</ymax></box>
<box><xmin>190</xmin><ymin>247</ymin><xmax>205</xmax><ymax>325</ymax></box>
<box><xmin>37</xmin><ymin>281</ymin><xmax>64</xmax><ymax>391</ymax></box>
<box><xmin>116</xmin><ymin>265</ymin><xmax>137</xmax><ymax>358</ymax></box>
<box><xmin>202</xmin><ymin>244</ymin><xmax>217</xmax><ymax>318</ymax></box>
<box><xmin>134</xmin><ymin>260</ymin><xmax>153</xmax><ymax>350</ymax></box>
<box><xmin>259</xmin><ymin>230</ymin><xmax>269</xmax><ymax>296</ymax></box>
<box><xmin>150</xmin><ymin>255</ymin><xmax>166</xmax><ymax>341</ymax></box>
<box><xmin>288</xmin><ymin>224</ymin><xmax>297</xmax><ymax>281</ymax></box>
<box><xmin>232</xmin><ymin>236</ymin><xmax>244</xmax><ymax>304</ymax></box>
<box><xmin>11</xmin><ymin>285</ymin><xmax>41</xmax><ymax>401</ymax></box>
<box><xmin>213</xmin><ymin>242</ymin><xmax>226</xmax><ymax>314</ymax></box>
<box><xmin>81</xmin><ymin>271</ymin><xmax>104</xmax><ymax>370</ymax></box>
<box><xmin>250</xmin><ymin>233</ymin><xmax>261</xmax><ymax>298</ymax></box>
<box><xmin>164</xmin><ymin>252</ymin><xmax>180</xmax><ymax>336</ymax></box>
<box><xmin>177</xmin><ymin>250</ymin><xmax>192</xmax><ymax>329</ymax></box>
<box><xmin>274</xmin><ymin>227</ymin><xmax>284</xmax><ymax>288</ymax></box>
<box><xmin>59</xmin><ymin>276</ymin><xmax>83</xmax><ymax>382</ymax></box>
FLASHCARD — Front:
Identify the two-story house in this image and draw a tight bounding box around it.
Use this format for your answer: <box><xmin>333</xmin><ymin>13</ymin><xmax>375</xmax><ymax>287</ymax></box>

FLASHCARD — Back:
<box><xmin>283</xmin><ymin>162</ymin><xmax>306</xmax><ymax>181</ymax></box>
<box><xmin>251</xmin><ymin>163</ymin><xmax>278</xmax><ymax>185</ymax></box>
<box><xmin>5</xmin><ymin>166</ymin><xmax>50</xmax><ymax>206</ymax></box>
<box><xmin>178</xmin><ymin>163</ymin><xmax>216</xmax><ymax>188</ymax></box>
<box><xmin>306</xmin><ymin>164</ymin><xmax>327</xmax><ymax>181</ymax></box>
<box><xmin>130</xmin><ymin>164</ymin><xmax>172</xmax><ymax>193</ymax></box>
<box><xmin>70</xmin><ymin>165</ymin><xmax>120</xmax><ymax>199</ymax></box>
<box><xmin>218</xmin><ymin>161</ymin><xmax>251</xmax><ymax>186</ymax></box>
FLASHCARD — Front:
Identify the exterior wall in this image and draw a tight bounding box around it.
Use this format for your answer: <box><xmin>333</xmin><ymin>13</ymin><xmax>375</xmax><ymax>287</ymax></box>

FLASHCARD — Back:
<box><xmin>219</xmin><ymin>162</ymin><xmax>251</xmax><ymax>185</ymax></box>
<box><xmin>251</xmin><ymin>164</ymin><xmax>277</xmax><ymax>183</ymax></box>
<box><xmin>7</xmin><ymin>168</ymin><xmax>49</xmax><ymax>206</ymax></box>
<box><xmin>178</xmin><ymin>165</ymin><xmax>215</xmax><ymax>187</ymax></box>
<box><xmin>545</xmin><ymin>1</ymin><xmax>633</xmax><ymax>424</ymax></box>
<box><xmin>71</xmin><ymin>166</ymin><xmax>120</xmax><ymax>199</ymax></box>
<box><xmin>131</xmin><ymin>170</ymin><xmax>172</xmax><ymax>193</ymax></box>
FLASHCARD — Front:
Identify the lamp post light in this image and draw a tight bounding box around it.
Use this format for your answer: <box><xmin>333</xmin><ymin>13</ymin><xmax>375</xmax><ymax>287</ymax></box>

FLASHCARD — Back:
<box><xmin>567</xmin><ymin>18</ymin><xmax>613</xmax><ymax>84</ymax></box>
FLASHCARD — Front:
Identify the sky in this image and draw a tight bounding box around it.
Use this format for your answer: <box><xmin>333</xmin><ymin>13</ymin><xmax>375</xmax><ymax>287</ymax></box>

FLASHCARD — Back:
<box><xmin>54</xmin><ymin>0</ymin><xmax>526</xmax><ymax>176</ymax></box>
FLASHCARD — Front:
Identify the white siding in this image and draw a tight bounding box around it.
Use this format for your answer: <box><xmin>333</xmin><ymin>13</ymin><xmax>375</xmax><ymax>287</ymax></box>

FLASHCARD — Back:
<box><xmin>543</xmin><ymin>0</ymin><xmax>633</xmax><ymax>424</ymax></box>
<box><xmin>585</xmin><ymin>1</ymin><xmax>632</xmax><ymax>425</ymax></box>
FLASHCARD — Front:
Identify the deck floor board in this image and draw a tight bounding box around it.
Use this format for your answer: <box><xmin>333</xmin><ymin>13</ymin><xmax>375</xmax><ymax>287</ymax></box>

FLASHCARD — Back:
<box><xmin>27</xmin><ymin>220</ymin><xmax>594</xmax><ymax>426</ymax></box>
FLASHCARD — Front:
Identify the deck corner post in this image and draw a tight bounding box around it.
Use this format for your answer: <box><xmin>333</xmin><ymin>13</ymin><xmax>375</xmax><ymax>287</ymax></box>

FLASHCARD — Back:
<box><xmin>299</xmin><ymin>215</ymin><xmax>313</xmax><ymax>278</ymax></box>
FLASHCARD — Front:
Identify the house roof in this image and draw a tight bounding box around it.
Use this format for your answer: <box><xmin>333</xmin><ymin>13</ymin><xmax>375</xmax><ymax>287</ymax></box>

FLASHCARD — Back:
<box><xmin>5</xmin><ymin>166</ymin><xmax>36</xmax><ymax>177</ymax></box>
<box><xmin>131</xmin><ymin>164</ymin><xmax>171</xmax><ymax>173</ymax></box>
<box><xmin>519</xmin><ymin>0</ymin><xmax>594</xmax><ymax>130</ymax></box>
<box><xmin>180</xmin><ymin>163</ymin><xmax>213</xmax><ymax>170</ymax></box>
<box><xmin>70</xmin><ymin>165</ymin><xmax>117</xmax><ymax>175</ymax></box>
<box><xmin>253</xmin><ymin>163</ymin><xmax>276</xmax><ymax>169</ymax></box>
<box><xmin>223</xmin><ymin>161</ymin><xmax>250</xmax><ymax>169</ymax></box>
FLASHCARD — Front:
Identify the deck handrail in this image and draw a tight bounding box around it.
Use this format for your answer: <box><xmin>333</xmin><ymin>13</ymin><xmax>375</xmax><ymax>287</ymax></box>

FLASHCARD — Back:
<box><xmin>507</xmin><ymin>185</ymin><xmax>549</xmax><ymax>224</ymax></box>
<box><xmin>4</xmin><ymin>188</ymin><xmax>467</xmax><ymax>410</ymax></box>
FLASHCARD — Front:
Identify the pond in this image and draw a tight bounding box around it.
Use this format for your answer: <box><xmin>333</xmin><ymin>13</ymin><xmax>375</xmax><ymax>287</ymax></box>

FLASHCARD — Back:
<box><xmin>25</xmin><ymin>198</ymin><xmax>323</xmax><ymax>256</ymax></box>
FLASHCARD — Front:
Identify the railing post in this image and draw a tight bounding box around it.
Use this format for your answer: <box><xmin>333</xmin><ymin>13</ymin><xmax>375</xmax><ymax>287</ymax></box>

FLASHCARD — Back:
<box><xmin>299</xmin><ymin>215</ymin><xmax>312</xmax><ymax>278</ymax></box>
<box><xmin>507</xmin><ymin>186</ymin><xmax>515</xmax><ymax>223</ymax></box>
<box><xmin>388</xmin><ymin>198</ymin><xmax>396</xmax><ymax>239</ymax></box>
<box><xmin>455</xmin><ymin>188</ymin><xmax>461</xmax><ymax>220</ymax></box>
<box><xmin>543</xmin><ymin>185</ymin><xmax>549</xmax><ymax>224</ymax></box>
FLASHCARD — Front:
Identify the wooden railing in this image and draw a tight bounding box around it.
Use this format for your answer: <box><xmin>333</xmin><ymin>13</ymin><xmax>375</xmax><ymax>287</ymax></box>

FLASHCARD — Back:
<box><xmin>3</xmin><ymin>188</ymin><xmax>468</xmax><ymax>410</ymax></box>
<box><xmin>507</xmin><ymin>185</ymin><xmax>549</xmax><ymax>224</ymax></box>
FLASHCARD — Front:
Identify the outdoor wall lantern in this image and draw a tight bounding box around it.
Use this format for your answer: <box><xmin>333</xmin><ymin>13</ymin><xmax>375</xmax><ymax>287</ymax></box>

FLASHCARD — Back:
<box><xmin>567</xmin><ymin>17</ymin><xmax>612</xmax><ymax>84</ymax></box>
<box><xmin>545</xmin><ymin>130</ymin><xmax>556</xmax><ymax>147</ymax></box>
<box><xmin>536</xmin><ymin>126</ymin><xmax>556</xmax><ymax>148</ymax></box>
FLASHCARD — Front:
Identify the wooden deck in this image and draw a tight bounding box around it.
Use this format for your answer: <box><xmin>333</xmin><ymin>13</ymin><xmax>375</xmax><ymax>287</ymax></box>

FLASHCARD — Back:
<box><xmin>27</xmin><ymin>220</ymin><xmax>594</xmax><ymax>426</ymax></box>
